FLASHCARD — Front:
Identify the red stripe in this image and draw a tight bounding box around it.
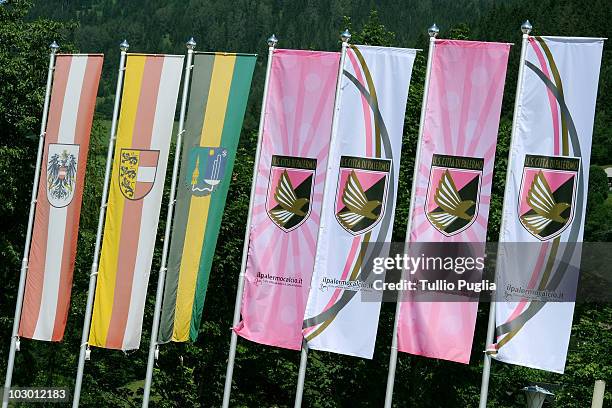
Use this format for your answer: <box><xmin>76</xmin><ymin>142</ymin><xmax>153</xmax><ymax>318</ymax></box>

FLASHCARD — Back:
<box><xmin>137</xmin><ymin>150</ymin><xmax>159</xmax><ymax>166</ymax></box>
<box><xmin>52</xmin><ymin>56</ymin><xmax>103</xmax><ymax>340</ymax></box>
<box><xmin>105</xmin><ymin>56</ymin><xmax>164</xmax><ymax>349</ymax></box>
<box><xmin>134</xmin><ymin>182</ymin><xmax>154</xmax><ymax>198</ymax></box>
<box><xmin>18</xmin><ymin>56</ymin><xmax>72</xmax><ymax>339</ymax></box>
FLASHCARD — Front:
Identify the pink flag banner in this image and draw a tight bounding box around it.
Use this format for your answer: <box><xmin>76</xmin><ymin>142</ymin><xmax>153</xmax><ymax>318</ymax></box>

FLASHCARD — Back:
<box><xmin>234</xmin><ymin>49</ymin><xmax>340</xmax><ymax>350</ymax></box>
<box><xmin>397</xmin><ymin>40</ymin><xmax>510</xmax><ymax>363</ymax></box>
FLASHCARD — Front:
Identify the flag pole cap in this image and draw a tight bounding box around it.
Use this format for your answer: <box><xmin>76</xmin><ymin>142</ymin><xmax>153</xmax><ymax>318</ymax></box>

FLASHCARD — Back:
<box><xmin>428</xmin><ymin>23</ymin><xmax>440</xmax><ymax>38</ymax></box>
<box><xmin>50</xmin><ymin>41</ymin><xmax>60</xmax><ymax>53</ymax></box>
<box><xmin>267</xmin><ymin>34</ymin><xmax>278</xmax><ymax>48</ymax></box>
<box><xmin>186</xmin><ymin>37</ymin><xmax>196</xmax><ymax>50</ymax></box>
<box><xmin>521</xmin><ymin>20</ymin><xmax>533</xmax><ymax>35</ymax></box>
<box><xmin>120</xmin><ymin>39</ymin><xmax>130</xmax><ymax>52</ymax></box>
<box><xmin>341</xmin><ymin>29</ymin><xmax>351</xmax><ymax>43</ymax></box>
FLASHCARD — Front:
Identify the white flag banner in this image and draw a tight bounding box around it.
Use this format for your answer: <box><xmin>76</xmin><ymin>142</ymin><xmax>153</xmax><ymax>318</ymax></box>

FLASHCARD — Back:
<box><xmin>303</xmin><ymin>45</ymin><xmax>416</xmax><ymax>358</ymax></box>
<box><xmin>493</xmin><ymin>36</ymin><xmax>604</xmax><ymax>373</ymax></box>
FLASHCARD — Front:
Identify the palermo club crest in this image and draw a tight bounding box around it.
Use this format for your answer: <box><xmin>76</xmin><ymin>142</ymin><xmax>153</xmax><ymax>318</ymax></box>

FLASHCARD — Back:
<box><xmin>425</xmin><ymin>154</ymin><xmax>483</xmax><ymax>236</ymax></box>
<box><xmin>266</xmin><ymin>155</ymin><xmax>316</xmax><ymax>232</ymax></box>
<box><xmin>47</xmin><ymin>143</ymin><xmax>80</xmax><ymax>208</ymax></box>
<box><xmin>518</xmin><ymin>154</ymin><xmax>579</xmax><ymax>241</ymax></box>
<box><xmin>335</xmin><ymin>156</ymin><xmax>390</xmax><ymax>235</ymax></box>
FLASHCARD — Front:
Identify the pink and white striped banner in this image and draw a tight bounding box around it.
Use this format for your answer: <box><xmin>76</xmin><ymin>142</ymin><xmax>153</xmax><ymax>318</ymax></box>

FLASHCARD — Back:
<box><xmin>19</xmin><ymin>54</ymin><xmax>103</xmax><ymax>341</ymax></box>
<box><xmin>234</xmin><ymin>49</ymin><xmax>340</xmax><ymax>350</ymax></box>
<box><xmin>492</xmin><ymin>36</ymin><xmax>604</xmax><ymax>373</ymax></box>
<box><xmin>397</xmin><ymin>40</ymin><xmax>510</xmax><ymax>363</ymax></box>
<box><xmin>303</xmin><ymin>45</ymin><xmax>417</xmax><ymax>359</ymax></box>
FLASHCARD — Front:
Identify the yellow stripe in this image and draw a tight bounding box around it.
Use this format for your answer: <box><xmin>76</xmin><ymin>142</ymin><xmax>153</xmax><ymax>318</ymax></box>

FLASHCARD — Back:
<box><xmin>172</xmin><ymin>55</ymin><xmax>236</xmax><ymax>341</ymax></box>
<box><xmin>89</xmin><ymin>56</ymin><xmax>146</xmax><ymax>347</ymax></box>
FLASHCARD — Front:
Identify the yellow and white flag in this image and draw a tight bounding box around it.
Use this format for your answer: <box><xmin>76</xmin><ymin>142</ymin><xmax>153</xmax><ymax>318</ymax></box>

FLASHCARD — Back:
<box><xmin>89</xmin><ymin>54</ymin><xmax>183</xmax><ymax>351</ymax></box>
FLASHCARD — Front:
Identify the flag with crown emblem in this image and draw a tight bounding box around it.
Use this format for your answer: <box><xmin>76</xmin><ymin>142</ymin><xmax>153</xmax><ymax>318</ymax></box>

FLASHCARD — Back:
<box><xmin>19</xmin><ymin>54</ymin><xmax>103</xmax><ymax>342</ymax></box>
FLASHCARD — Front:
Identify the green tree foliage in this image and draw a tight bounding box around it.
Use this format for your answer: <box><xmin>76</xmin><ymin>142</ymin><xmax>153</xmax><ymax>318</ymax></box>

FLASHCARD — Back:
<box><xmin>585</xmin><ymin>166</ymin><xmax>612</xmax><ymax>242</ymax></box>
<box><xmin>347</xmin><ymin>10</ymin><xmax>396</xmax><ymax>47</ymax></box>
<box><xmin>0</xmin><ymin>1</ymin><xmax>80</xmax><ymax>401</ymax></box>
<box><xmin>0</xmin><ymin>0</ymin><xmax>76</xmax><ymax>278</ymax></box>
<box><xmin>0</xmin><ymin>0</ymin><xmax>610</xmax><ymax>407</ymax></box>
<box><xmin>587</xmin><ymin>166</ymin><xmax>609</xmax><ymax>210</ymax></box>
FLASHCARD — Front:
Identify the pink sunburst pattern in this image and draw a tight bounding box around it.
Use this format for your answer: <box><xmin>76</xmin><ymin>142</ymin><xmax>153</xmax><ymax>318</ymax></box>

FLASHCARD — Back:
<box><xmin>398</xmin><ymin>40</ymin><xmax>511</xmax><ymax>364</ymax></box>
<box><xmin>234</xmin><ymin>49</ymin><xmax>340</xmax><ymax>350</ymax></box>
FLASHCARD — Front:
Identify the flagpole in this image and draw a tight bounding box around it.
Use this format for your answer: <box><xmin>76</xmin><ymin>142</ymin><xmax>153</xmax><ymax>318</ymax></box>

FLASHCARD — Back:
<box><xmin>72</xmin><ymin>40</ymin><xmax>129</xmax><ymax>408</ymax></box>
<box><xmin>293</xmin><ymin>342</ymin><xmax>309</xmax><ymax>408</ymax></box>
<box><xmin>221</xmin><ymin>34</ymin><xmax>278</xmax><ymax>408</ymax></box>
<box><xmin>478</xmin><ymin>20</ymin><xmax>531</xmax><ymax>408</ymax></box>
<box><xmin>141</xmin><ymin>37</ymin><xmax>196</xmax><ymax>408</ymax></box>
<box><xmin>383</xmin><ymin>24</ymin><xmax>438</xmax><ymax>408</ymax></box>
<box><xmin>292</xmin><ymin>29</ymin><xmax>351</xmax><ymax>408</ymax></box>
<box><xmin>1</xmin><ymin>41</ymin><xmax>59</xmax><ymax>408</ymax></box>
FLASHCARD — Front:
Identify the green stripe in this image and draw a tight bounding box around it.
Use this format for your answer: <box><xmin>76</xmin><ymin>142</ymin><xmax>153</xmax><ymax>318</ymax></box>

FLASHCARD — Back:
<box><xmin>158</xmin><ymin>54</ymin><xmax>215</xmax><ymax>343</ymax></box>
<box><xmin>189</xmin><ymin>55</ymin><xmax>256</xmax><ymax>341</ymax></box>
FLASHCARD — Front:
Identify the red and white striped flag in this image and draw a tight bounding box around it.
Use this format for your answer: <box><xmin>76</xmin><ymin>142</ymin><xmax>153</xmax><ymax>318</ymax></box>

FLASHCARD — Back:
<box><xmin>19</xmin><ymin>54</ymin><xmax>104</xmax><ymax>341</ymax></box>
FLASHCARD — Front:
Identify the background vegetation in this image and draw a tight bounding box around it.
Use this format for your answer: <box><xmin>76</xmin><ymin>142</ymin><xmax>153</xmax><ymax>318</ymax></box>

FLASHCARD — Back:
<box><xmin>1</xmin><ymin>0</ymin><xmax>610</xmax><ymax>406</ymax></box>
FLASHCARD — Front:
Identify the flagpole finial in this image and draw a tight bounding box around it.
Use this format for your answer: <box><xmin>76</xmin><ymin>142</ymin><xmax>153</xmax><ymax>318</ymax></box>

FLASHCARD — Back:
<box><xmin>120</xmin><ymin>39</ymin><xmax>129</xmax><ymax>52</ymax></box>
<box><xmin>341</xmin><ymin>29</ymin><xmax>351</xmax><ymax>43</ymax></box>
<box><xmin>50</xmin><ymin>41</ymin><xmax>60</xmax><ymax>53</ymax></box>
<box><xmin>267</xmin><ymin>34</ymin><xmax>278</xmax><ymax>48</ymax></box>
<box><xmin>186</xmin><ymin>37</ymin><xmax>196</xmax><ymax>50</ymax></box>
<box><xmin>521</xmin><ymin>20</ymin><xmax>533</xmax><ymax>35</ymax></box>
<box><xmin>428</xmin><ymin>23</ymin><xmax>440</xmax><ymax>38</ymax></box>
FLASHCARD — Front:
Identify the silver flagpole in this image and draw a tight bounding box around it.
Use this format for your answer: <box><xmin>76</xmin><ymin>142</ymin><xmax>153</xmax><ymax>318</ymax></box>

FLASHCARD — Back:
<box><xmin>478</xmin><ymin>20</ymin><xmax>531</xmax><ymax>408</ymax></box>
<box><xmin>142</xmin><ymin>37</ymin><xmax>196</xmax><ymax>408</ymax></box>
<box><xmin>292</xmin><ymin>29</ymin><xmax>351</xmax><ymax>408</ymax></box>
<box><xmin>221</xmin><ymin>34</ymin><xmax>278</xmax><ymax>408</ymax></box>
<box><xmin>293</xmin><ymin>341</ymin><xmax>309</xmax><ymax>408</ymax></box>
<box><xmin>2</xmin><ymin>41</ymin><xmax>60</xmax><ymax>408</ymax></box>
<box><xmin>383</xmin><ymin>24</ymin><xmax>439</xmax><ymax>408</ymax></box>
<box><xmin>72</xmin><ymin>39</ymin><xmax>130</xmax><ymax>408</ymax></box>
